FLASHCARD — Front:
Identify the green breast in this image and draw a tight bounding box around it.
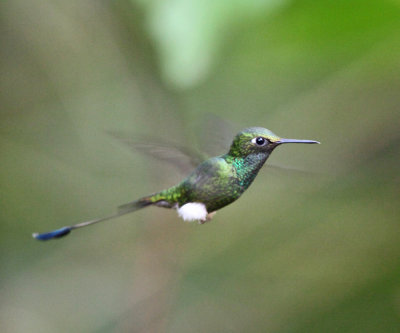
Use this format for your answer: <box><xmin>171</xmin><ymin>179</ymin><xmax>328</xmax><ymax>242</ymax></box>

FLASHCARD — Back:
<box><xmin>176</xmin><ymin>153</ymin><xmax>269</xmax><ymax>212</ymax></box>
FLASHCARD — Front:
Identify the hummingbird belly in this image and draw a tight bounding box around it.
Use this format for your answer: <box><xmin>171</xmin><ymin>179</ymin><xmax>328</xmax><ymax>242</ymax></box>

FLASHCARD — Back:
<box><xmin>178</xmin><ymin>157</ymin><xmax>245</xmax><ymax>213</ymax></box>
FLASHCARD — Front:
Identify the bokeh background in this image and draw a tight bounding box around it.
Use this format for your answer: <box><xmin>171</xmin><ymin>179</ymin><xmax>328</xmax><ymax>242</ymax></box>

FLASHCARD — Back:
<box><xmin>1</xmin><ymin>0</ymin><xmax>399</xmax><ymax>332</ymax></box>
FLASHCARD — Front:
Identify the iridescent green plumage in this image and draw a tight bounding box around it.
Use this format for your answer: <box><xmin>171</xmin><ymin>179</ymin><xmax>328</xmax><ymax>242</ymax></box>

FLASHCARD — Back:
<box><xmin>119</xmin><ymin>128</ymin><xmax>281</xmax><ymax>214</ymax></box>
<box><xmin>33</xmin><ymin>127</ymin><xmax>319</xmax><ymax>240</ymax></box>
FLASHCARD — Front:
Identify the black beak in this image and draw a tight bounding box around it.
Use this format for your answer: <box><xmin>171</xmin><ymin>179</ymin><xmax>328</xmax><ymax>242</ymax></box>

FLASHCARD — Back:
<box><xmin>277</xmin><ymin>138</ymin><xmax>320</xmax><ymax>145</ymax></box>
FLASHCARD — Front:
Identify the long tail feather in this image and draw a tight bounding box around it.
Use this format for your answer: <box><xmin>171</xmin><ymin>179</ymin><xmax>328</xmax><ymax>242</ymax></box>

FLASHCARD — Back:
<box><xmin>117</xmin><ymin>197</ymin><xmax>153</xmax><ymax>214</ymax></box>
<box><xmin>33</xmin><ymin>227</ymin><xmax>72</xmax><ymax>240</ymax></box>
<box><xmin>32</xmin><ymin>198</ymin><xmax>153</xmax><ymax>241</ymax></box>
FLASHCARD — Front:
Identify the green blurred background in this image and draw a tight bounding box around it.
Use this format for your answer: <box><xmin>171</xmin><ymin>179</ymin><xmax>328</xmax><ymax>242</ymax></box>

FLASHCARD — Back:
<box><xmin>1</xmin><ymin>0</ymin><xmax>399</xmax><ymax>332</ymax></box>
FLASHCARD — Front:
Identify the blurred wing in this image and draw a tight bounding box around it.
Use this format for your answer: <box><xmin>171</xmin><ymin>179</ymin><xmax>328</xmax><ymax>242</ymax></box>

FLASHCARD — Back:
<box><xmin>194</xmin><ymin>113</ymin><xmax>237</xmax><ymax>157</ymax></box>
<box><xmin>265</xmin><ymin>163</ymin><xmax>325</xmax><ymax>177</ymax></box>
<box><xmin>108</xmin><ymin>131</ymin><xmax>208</xmax><ymax>174</ymax></box>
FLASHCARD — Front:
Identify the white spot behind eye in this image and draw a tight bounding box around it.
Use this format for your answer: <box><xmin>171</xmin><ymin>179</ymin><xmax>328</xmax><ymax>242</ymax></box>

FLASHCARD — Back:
<box><xmin>251</xmin><ymin>137</ymin><xmax>267</xmax><ymax>146</ymax></box>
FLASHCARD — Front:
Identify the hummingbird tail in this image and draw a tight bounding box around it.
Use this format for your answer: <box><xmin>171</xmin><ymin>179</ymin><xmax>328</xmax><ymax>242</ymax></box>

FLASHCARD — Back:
<box><xmin>118</xmin><ymin>190</ymin><xmax>176</xmax><ymax>213</ymax></box>
<box><xmin>32</xmin><ymin>211</ymin><xmax>129</xmax><ymax>241</ymax></box>
<box><xmin>32</xmin><ymin>196</ymin><xmax>156</xmax><ymax>241</ymax></box>
<box><xmin>33</xmin><ymin>227</ymin><xmax>72</xmax><ymax>240</ymax></box>
<box><xmin>117</xmin><ymin>196</ymin><xmax>154</xmax><ymax>214</ymax></box>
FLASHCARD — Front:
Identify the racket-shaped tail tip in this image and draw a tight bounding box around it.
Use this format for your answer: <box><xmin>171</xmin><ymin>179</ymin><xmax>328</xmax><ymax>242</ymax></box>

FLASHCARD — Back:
<box><xmin>32</xmin><ymin>227</ymin><xmax>71</xmax><ymax>241</ymax></box>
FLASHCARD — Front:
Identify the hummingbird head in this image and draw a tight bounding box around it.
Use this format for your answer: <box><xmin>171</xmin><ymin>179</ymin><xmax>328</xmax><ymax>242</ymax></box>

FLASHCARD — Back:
<box><xmin>228</xmin><ymin>127</ymin><xmax>320</xmax><ymax>158</ymax></box>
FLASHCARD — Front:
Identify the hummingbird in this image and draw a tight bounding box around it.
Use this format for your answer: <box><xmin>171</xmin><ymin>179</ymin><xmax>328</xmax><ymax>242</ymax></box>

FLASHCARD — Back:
<box><xmin>33</xmin><ymin>127</ymin><xmax>319</xmax><ymax>241</ymax></box>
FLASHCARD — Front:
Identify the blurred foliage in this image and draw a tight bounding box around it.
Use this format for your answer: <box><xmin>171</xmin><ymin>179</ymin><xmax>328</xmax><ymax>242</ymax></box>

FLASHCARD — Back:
<box><xmin>1</xmin><ymin>0</ymin><xmax>399</xmax><ymax>332</ymax></box>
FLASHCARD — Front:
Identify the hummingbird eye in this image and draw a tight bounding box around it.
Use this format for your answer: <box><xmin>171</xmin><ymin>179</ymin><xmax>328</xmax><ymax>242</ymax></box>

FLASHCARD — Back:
<box><xmin>252</xmin><ymin>137</ymin><xmax>267</xmax><ymax>146</ymax></box>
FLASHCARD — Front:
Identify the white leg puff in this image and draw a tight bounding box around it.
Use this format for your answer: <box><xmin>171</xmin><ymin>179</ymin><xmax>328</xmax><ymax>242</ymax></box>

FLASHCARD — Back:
<box><xmin>177</xmin><ymin>202</ymin><xmax>208</xmax><ymax>222</ymax></box>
